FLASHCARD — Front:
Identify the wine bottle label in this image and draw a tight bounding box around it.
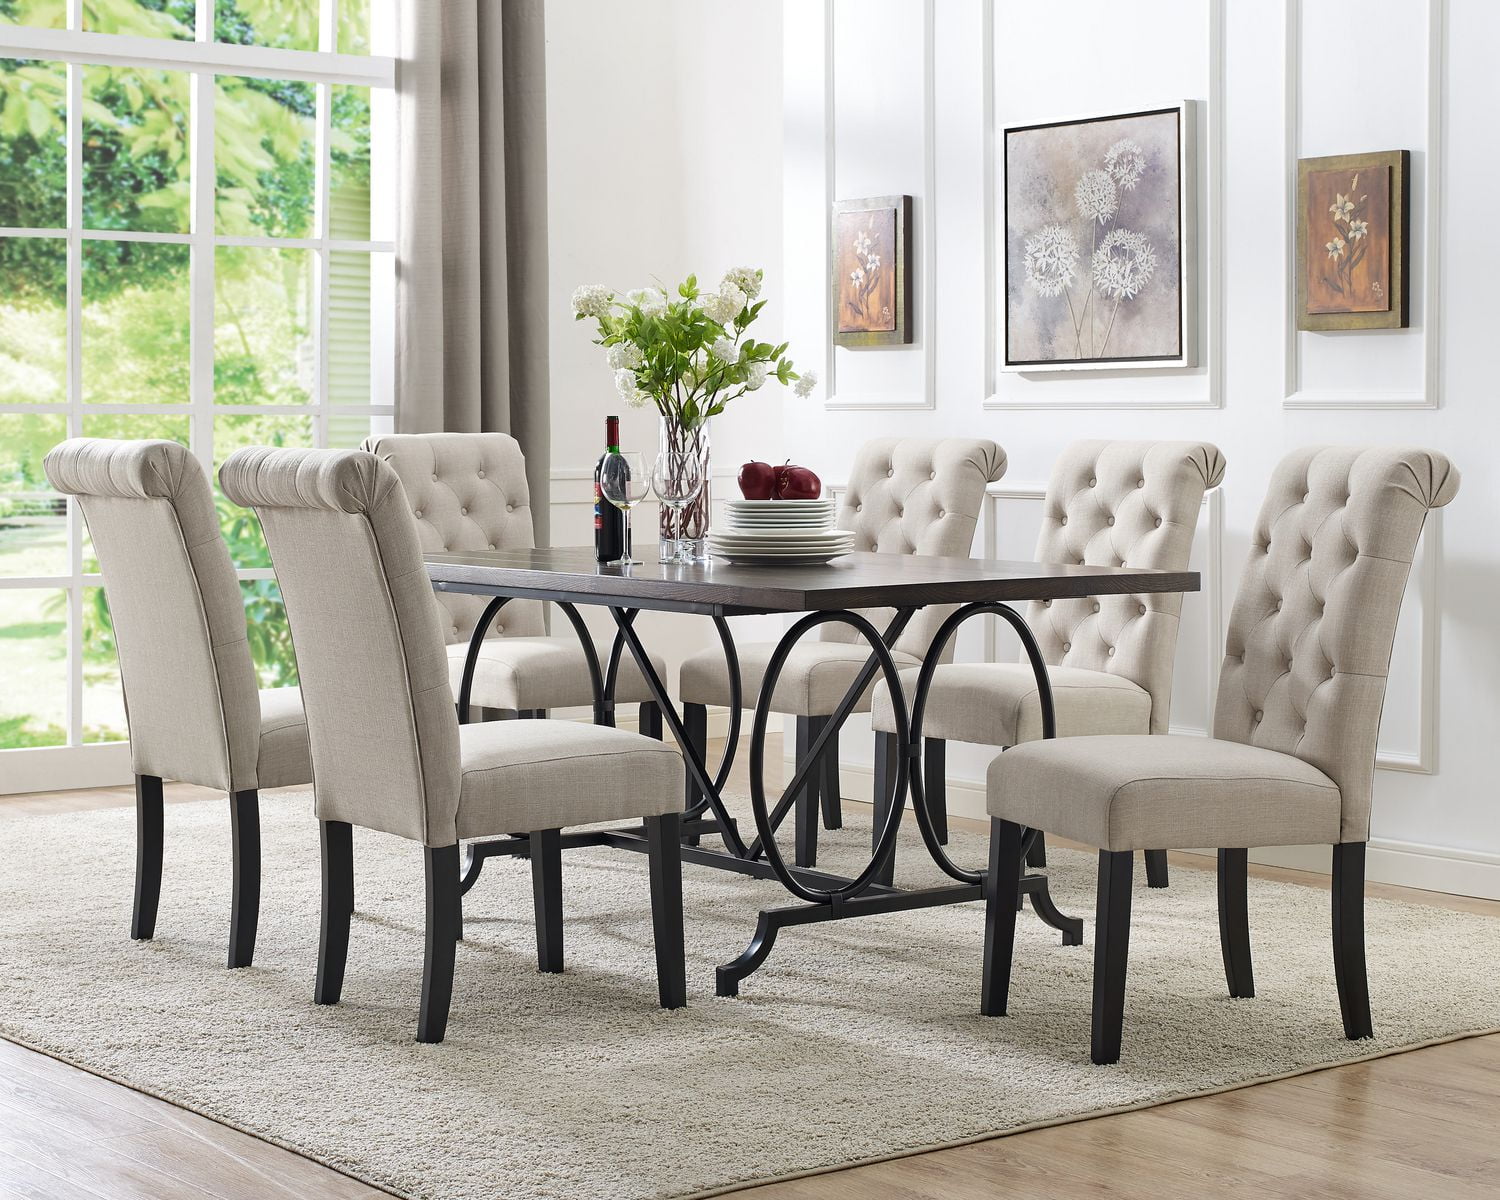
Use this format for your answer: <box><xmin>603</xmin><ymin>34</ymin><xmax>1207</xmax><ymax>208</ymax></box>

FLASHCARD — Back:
<box><xmin>594</xmin><ymin>482</ymin><xmax>603</xmax><ymax>530</ymax></box>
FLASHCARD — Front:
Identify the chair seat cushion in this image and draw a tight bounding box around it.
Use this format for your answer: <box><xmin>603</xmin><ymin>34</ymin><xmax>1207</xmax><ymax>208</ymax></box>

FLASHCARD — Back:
<box><xmin>870</xmin><ymin>663</ymin><xmax>1152</xmax><ymax>745</ymax></box>
<box><xmin>456</xmin><ymin>719</ymin><xmax>682</xmax><ymax>838</ymax></box>
<box><xmin>255</xmin><ymin>686</ymin><xmax>311</xmax><ymax>789</ymax></box>
<box><xmin>447</xmin><ymin>636</ymin><xmax>668</xmax><ymax>713</ymax></box>
<box><xmin>679</xmin><ymin>640</ymin><xmax>921</xmax><ymax>717</ymax></box>
<box><xmin>987</xmin><ymin>734</ymin><xmax>1343</xmax><ymax>852</ymax></box>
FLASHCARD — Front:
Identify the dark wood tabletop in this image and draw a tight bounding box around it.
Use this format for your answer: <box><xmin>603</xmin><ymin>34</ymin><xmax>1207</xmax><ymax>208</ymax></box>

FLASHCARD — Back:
<box><xmin>425</xmin><ymin>547</ymin><xmax>1200</xmax><ymax>617</ymax></box>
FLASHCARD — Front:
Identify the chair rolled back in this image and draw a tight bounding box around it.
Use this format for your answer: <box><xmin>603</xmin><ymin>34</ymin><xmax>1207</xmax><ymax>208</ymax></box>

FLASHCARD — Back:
<box><xmin>1029</xmin><ymin>440</ymin><xmax>1225</xmax><ymax>734</ymax></box>
<box><xmin>362</xmin><ymin>432</ymin><xmax>545</xmax><ymax>643</ymax></box>
<box><xmin>220</xmin><ymin>447</ymin><xmax>461</xmax><ymax>846</ymax></box>
<box><xmin>1214</xmin><ymin>446</ymin><xmax>1458</xmax><ymax>841</ymax></box>
<box><xmin>42</xmin><ymin>439</ymin><xmax>259</xmax><ymax>792</ymax></box>
<box><xmin>825</xmin><ymin>437</ymin><xmax>1008</xmax><ymax>659</ymax></box>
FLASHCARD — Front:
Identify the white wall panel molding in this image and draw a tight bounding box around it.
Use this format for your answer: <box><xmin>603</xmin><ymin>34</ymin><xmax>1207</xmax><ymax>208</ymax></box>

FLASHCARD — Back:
<box><xmin>981</xmin><ymin>0</ymin><xmax>1226</xmax><ymax>410</ymax></box>
<box><xmin>1282</xmin><ymin>0</ymin><xmax>1445</xmax><ymax>409</ymax></box>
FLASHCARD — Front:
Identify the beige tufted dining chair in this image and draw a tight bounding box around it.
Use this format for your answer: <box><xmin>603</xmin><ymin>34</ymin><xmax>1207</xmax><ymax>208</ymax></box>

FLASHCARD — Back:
<box><xmin>363</xmin><ymin>432</ymin><xmax>667</xmax><ymax>728</ymax></box>
<box><xmin>982</xmin><ymin>446</ymin><xmax>1459</xmax><ymax>1064</ymax></box>
<box><xmin>679</xmin><ymin>437</ymin><xmax>1007</xmax><ymax>867</ymax></box>
<box><xmin>42</xmin><ymin>438</ymin><xmax>312</xmax><ymax>969</ymax></box>
<box><xmin>221</xmin><ymin>446</ymin><xmax>686</xmax><ymax>1043</ymax></box>
<box><xmin>870</xmin><ymin>440</ymin><xmax>1224</xmax><ymax>883</ymax></box>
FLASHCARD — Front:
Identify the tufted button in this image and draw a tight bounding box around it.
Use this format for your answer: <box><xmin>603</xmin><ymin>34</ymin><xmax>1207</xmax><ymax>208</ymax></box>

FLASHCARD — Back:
<box><xmin>1078</xmin><ymin>559</ymin><xmax>1086</xmax><ymax>566</ymax></box>
<box><xmin>856</xmin><ymin>504</ymin><xmax>863</xmax><ymax>512</ymax></box>
<box><xmin>929</xmin><ymin>471</ymin><xmax>936</xmax><ymax>480</ymax></box>
<box><xmin>1092</xmin><ymin>602</ymin><xmax>1101</xmax><ymax>613</ymax></box>
<box><xmin>938</xmin><ymin>509</ymin><xmax>946</xmax><ymax>518</ymax></box>
<box><xmin>1303</xmin><ymin>492</ymin><xmax>1312</xmax><ymax>503</ymax></box>
<box><xmin>1060</xmin><ymin>516</ymin><xmax>1068</xmax><ymax>526</ymax></box>
<box><xmin>1154</xmin><ymin>517</ymin><xmax>1162</xmax><ymax>527</ymax></box>
<box><xmin>1254</xmin><ymin>710</ymin><xmax>1264</xmax><ymax>722</ymax></box>
<box><xmin>494</xmin><ymin>625</ymin><xmax>504</xmax><ymax>634</ymax></box>
<box><xmin>477</xmin><ymin>469</ymin><xmax>485</xmax><ymax>479</ymax></box>
<box><xmin>887</xmin><ymin>468</ymin><xmax>894</xmax><ymax>477</ymax></box>
<box><xmin>450</xmin><ymin>626</ymin><xmax>459</xmax><ymax>636</ymax></box>
<box><xmin>460</xmin><ymin>506</ymin><xmax>468</xmax><ymax>515</ymax></box>
<box><xmin>431</xmin><ymin>473</ymin><xmax>438</xmax><ymax>482</ymax></box>
<box><xmin>1043</xmin><ymin>599</ymin><xmax>1052</xmax><ymax>607</ymax></box>
<box><xmin>1275</xmin><ymin>600</ymin><xmax>1282</xmax><ymax>611</ymax></box>
<box><xmin>1106</xmin><ymin>516</ymin><xmax>1115</xmax><ymax>526</ymax></box>
<box><xmin>1138</xmin><ymin>604</ymin><xmax>1148</xmax><ymax>616</ymax></box>
<box><xmin>487</xmin><ymin>543</ymin><xmax>496</xmax><ymax>550</ymax></box>
<box><xmin>1136</xmin><ymin>478</ymin><xmax>1145</xmax><ymax>488</ymax></box>
<box><xmin>1088</xmin><ymin>477</ymin><xmax>1097</xmax><ymax>487</ymax></box>
<box><xmin>506</xmin><ymin>504</ymin><xmax>514</xmax><ymax>512</ymax></box>
<box><xmin>1106</xmin><ymin>646</ymin><xmax>1115</xmax><ymax>657</ymax></box>
<box><xmin>1062</xmin><ymin>641</ymin><xmax>1071</xmax><ymax>652</ymax></box>
<box><xmin>414</xmin><ymin>509</ymin><xmax>422</xmax><ymax>518</ymax></box>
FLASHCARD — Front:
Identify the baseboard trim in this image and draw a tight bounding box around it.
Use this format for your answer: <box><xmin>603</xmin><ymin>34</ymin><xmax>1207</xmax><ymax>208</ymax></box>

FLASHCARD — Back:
<box><xmin>803</xmin><ymin>754</ymin><xmax>1500</xmax><ymax>904</ymax></box>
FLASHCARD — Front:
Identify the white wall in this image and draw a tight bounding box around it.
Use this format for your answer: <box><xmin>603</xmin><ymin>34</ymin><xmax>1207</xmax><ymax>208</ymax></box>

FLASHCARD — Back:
<box><xmin>782</xmin><ymin>0</ymin><xmax>1500</xmax><ymax>897</ymax></box>
<box><xmin>543</xmin><ymin>0</ymin><xmax>786</xmax><ymax>712</ymax></box>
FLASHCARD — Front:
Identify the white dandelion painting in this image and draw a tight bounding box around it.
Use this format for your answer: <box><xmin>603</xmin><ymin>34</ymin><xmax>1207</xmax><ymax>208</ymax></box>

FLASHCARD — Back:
<box><xmin>1004</xmin><ymin>104</ymin><xmax>1193</xmax><ymax>369</ymax></box>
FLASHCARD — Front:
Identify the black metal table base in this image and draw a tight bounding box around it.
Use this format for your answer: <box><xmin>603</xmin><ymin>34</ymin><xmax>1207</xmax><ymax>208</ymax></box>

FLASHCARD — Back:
<box><xmin>444</xmin><ymin>586</ymin><xmax>1084</xmax><ymax>995</ymax></box>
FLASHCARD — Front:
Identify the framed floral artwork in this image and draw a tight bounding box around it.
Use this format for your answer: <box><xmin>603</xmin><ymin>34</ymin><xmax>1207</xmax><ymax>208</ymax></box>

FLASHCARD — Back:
<box><xmin>1003</xmin><ymin>102</ymin><xmax>1196</xmax><ymax>371</ymax></box>
<box><xmin>1296</xmin><ymin>150</ymin><xmax>1409</xmax><ymax>331</ymax></box>
<box><xmin>832</xmin><ymin>195</ymin><xmax>913</xmax><ymax>348</ymax></box>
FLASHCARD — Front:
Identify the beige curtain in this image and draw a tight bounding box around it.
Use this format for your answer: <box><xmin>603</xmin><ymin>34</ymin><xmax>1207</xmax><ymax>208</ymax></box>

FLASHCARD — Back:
<box><xmin>395</xmin><ymin>0</ymin><xmax>551</xmax><ymax>543</ymax></box>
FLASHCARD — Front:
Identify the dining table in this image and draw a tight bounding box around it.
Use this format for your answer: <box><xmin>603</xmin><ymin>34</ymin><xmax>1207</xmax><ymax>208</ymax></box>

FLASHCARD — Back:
<box><xmin>424</xmin><ymin>547</ymin><xmax>1200</xmax><ymax>996</ymax></box>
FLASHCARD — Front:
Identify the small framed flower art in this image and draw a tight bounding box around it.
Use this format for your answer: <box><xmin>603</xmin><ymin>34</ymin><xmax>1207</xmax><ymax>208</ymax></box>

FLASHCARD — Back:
<box><xmin>1003</xmin><ymin>102</ymin><xmax>1196</xmax><ymax>371</ymax></box>
<box><xmin>1296</xmin><ymin>150</ymin><xmax>1409</xmax><ymax>331</ymax></box>
<box><xmin>832</xmin><ymin>195</ymin><xmax>913</xmax><ymax>348</ymax></box>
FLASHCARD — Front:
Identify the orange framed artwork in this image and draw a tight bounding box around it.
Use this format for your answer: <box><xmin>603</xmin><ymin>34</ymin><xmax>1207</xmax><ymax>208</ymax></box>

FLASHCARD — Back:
<box><xmin>832</xmin><ymin>195</ymin><xmax>913</xmax><ymax>347</ymax></box>
<box><xmin>1296</xmin><ymin>150</ymin><xmax>1409</xmax><ymax>331</ymax></box>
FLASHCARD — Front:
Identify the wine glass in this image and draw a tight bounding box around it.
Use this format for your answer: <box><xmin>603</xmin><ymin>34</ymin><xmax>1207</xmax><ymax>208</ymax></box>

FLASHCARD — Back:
<box><xmin>651</xmin><ymin>450</ymin><xmax>704</xmax><ymax>564</ymax></box>
<box><xmin>599</xmin><ymin>450</ymin><xmax>649</xmax><ymax>565</ymax></box>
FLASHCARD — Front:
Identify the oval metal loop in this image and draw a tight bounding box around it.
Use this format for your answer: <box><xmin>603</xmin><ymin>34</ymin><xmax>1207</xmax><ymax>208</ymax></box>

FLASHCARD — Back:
<box><xmin>456</xmin><ymin>596</ymin><xmax>511</xmax><ymax>723</ymax></box>
<box><xmin>555</xmin><ymin>602</ymin><xmax>607</xmax><ymax>719</ymax></box>
<box><xmin>906</xmin><ymin>601</ymin><xmax>1056</xmax><ymax>885</ymax></box>
<box><xmin>711</xmin><ymin>615</ymin><xmax>742</xmax><ymax>795</ymax></box>
<box><xmin>748</xmin><ymin>609</ymin><xmax>911</xmax><ymax>904</ymax></box>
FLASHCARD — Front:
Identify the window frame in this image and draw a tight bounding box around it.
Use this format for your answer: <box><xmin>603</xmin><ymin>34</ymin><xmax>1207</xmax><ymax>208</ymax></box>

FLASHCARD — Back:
<box><xmin>0</xmin><ymin>1</ymin><xmax>396</xmax><ymax>790</ymax></box>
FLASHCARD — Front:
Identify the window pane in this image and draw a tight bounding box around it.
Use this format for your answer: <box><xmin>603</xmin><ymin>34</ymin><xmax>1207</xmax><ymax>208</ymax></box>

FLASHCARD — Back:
<box><xmin>81</xmin><ymin>584</ymin><xmax>126</xmax><ymax>742</ymax></box>
<box><xmin>327</xmin><ymin>249</ymin><xmax>369</xmax><ymax>405</ymax></box>
<box><xmin>337</xmin><ymin>0</ymin><xmax>369</xmax><ymax>55</ymax></box>
<box><xmin>0</xmin><ymin>411</ymin><xmax>67</xmax><ymax>577</ymax></box>
<box><xmin>214</xmin><ymin>246</ymin><xmax>313</xmax><ymax>405</ymax></box>
<box><xmin>0</xmin><ymin>236</ymin><xmax>65</xmax><ymax>405</ymax></box>
<box><xmin>213</xmin><ymin>413</ymin><xmax>312</xmax><ymax>566</ymax></box>
<box><xmin>329</xmin><ymin>85</ymin><xmax>370</xmax><ymax>240</ymax></box>
<box><xmin>215</xmin><ymin>76</ymin><xmax>315</xmax><ymax>238</ymax></box>
<box><xmin>0</xmin><ymin>587</ymin><xmax>67</xmax><ymax>748</ymax></box>
<box><xmin>0</xmin><ymin>2</ymin><xmax>65</xmax><ymax>29</ymax></box>
<box><xmin>82</xmin><ymin>0</ymin><xmax>194</xmax><ymax>40</ymax></box>
<box><xmin>328</xmin><ymin>411</ymin><xmax>386</xmax><ymax>449</ymax></box>
<box><xmin>82</xmin><ymin>65</ymin><xmax>191</xmax><ymax>233</ymax></box>
<box><xmin>242</xmin><ymin>578</ymin><xmax>297</xmax><ymax>687</ymax></box>
<box><xmin>83</xmin><ymin>240</ymin><xmax>191</xmax><ymax>405</ymax></box>
<box><xmin>215</xmin><ymin>0</ymin><xmax>317</xmax><ymax>51</ymax></box>
<box><xmin>0</xmin><ymin>58</ymin><xmax>67</xmax><ymax>228</ymax></box>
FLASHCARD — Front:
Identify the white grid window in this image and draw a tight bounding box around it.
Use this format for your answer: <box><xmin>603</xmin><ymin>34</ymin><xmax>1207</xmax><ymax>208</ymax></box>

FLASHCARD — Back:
<box><xmin>0</xmin><ymin>0</ymin><xmax>395</xmax><ymax>787</ymax></box>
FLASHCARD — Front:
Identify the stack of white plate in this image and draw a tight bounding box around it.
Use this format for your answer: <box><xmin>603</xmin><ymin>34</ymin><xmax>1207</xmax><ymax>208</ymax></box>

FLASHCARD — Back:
<box><xmin>709</xmin><ymin>499</ymin><xmax>856</xmax><ymax>566</ymax></box>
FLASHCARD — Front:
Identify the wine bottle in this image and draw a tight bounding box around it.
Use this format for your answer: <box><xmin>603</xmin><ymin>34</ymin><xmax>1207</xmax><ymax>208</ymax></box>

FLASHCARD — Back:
<box><xmin>594</xmin><ymin>415</ymin><xmax>626</xmax><ymax>563</ymax></box>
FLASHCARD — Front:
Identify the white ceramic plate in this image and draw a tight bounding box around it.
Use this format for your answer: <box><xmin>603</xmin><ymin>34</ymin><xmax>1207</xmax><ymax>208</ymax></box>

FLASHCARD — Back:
<box><xmin>714</xmin><ymin>550</ymin><xmax>852</xmax><ymax>566</ymax></box>
<box><xmin>709</xmin><ymin>531</ymin><xmax>855</xmax><ymax>548</ymax></box>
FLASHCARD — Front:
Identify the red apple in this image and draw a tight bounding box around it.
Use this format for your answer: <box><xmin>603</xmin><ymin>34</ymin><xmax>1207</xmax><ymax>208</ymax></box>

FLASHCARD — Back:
<box><xmin>738</xmin><ymin>460</ymin><xmax>776</xmax><ymax>500</ymax></box>
<box><xmin>777</xmin><ymin>464</ymin><xmax>822</xmax><ymax>500</ymax></box>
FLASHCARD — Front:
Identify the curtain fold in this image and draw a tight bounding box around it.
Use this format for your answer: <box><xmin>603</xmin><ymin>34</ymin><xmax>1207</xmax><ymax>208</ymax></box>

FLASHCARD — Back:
<box><xmin>396</xmin><ymin>0</ymin><xmax>551</xmax><ymax>543</ymax></box>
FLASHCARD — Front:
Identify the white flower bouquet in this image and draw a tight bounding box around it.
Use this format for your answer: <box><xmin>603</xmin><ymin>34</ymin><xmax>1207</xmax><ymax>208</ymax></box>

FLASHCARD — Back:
<box><xmin>571</xmin><ymin>267</ymin><xmax>815</xmax><ymax>432</ymax></box>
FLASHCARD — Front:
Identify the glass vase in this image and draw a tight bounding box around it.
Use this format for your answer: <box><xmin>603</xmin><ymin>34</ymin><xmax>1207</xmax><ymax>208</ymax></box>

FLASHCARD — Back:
<box><xmin>657</xmin><ymin>415</ymin><xmax>711</xmax><ymax>563</ymax></box>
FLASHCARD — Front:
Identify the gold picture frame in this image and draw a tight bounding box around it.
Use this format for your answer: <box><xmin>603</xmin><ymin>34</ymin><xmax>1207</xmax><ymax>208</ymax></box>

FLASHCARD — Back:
<box><xmin>831</xmin><ymin>195</ymin><xmax>913</xmax><ymax>348</ymax></box>
<box><xmin>1296</xmin><ymin>150</ymin><xmax>1409</xmax><ymax>331</ymax></box>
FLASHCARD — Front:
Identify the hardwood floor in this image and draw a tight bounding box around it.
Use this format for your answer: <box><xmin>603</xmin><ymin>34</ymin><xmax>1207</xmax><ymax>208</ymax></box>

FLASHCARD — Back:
<box><xmin>2</xmin><ymin>745</ymin><xmax>1497</xmax><ymax>1200</ymax></box>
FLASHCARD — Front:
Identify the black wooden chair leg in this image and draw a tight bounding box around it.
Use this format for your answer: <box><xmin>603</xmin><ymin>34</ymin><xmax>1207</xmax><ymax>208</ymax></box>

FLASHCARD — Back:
<box><xmin>315</xmin><ymin>821</ymin><xmax>353</xmax><ymax>1005</ymax></box>
<box><xmin>132</xmin><ymin>774</ymin><xmax>164</xmax><ymax>942</ymax></box>
<box><xmin>924</xmin><ymin>738</ymin><xmax>948</xmax><ymax>844</ymax></box>
<box><xmin>683</xmin><ymin>702</ymin><xmax>708</xmax><ymax>846</ymax></box>
<box><xmin>1333</xmin><ymin>842</ymin><xmax>1373</xmax><ymax>1040</ymax></box>
<box><xmin>819</xmin><ymin>724</ymin><xmax>842</xmax><ymax>830</ymax></box>
<box><xmin>1091</xmin><ymin>849</ymin><xmax>1134</xmax><ymax>1065</ymax></box>
<box><xmin>871</xmin><ymin>730</ymin><xmax>899</xmax><ymax>885</ymax></box>
<box><xmin>1217</xmin><ymin>848</ymin><xmax>1254</xmax><ymax>998</ymax></box>
<box><xmin>1026</xmin><ymin>830</ymin><xmax>1048</xmax><ymax>868</ymax></box>
<box><xmin>981</xmin><ymin>818</ymin><xmax>1026</xmax><ymax>1016</ymax></box>
<box><xmin>227</xmin><ymin>790</ymin><xmax>260</xmax><ymax>969</ymax></box>
<box><xmin>1144</xmin><ymin>849</ymin><xmax>1170</xmax><ymax>887</ymax></box>
<box><xmin>793</xmin><ymin>716</ymin><xmax>819</xmax><ymax>868</ymax></box>
<box><xmin>646</xmin><ymin>812</ymin><xmax>687</xmax><ymax>1009</ymax></box>
<box><xmin>639</xmin><ymin>701</ymin><xmax>663</xmax><ymax>740</ymax></box>
<box><xmin>531</xmin><ymin>828</ymin><xmax>564</xmax><ymax>973</ymax></box>
<box><xmin>418</xmin><ymin>843</ymin><xmax>461</xmax><ymax>1044</ymax></box>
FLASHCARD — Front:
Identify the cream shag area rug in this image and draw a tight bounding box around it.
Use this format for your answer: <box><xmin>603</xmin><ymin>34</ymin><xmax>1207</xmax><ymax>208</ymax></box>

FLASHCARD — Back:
<box><xmin>1</xmin><ymin>790</ymin><xmax>1497</xmax><ymax>1200</ymax></box>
